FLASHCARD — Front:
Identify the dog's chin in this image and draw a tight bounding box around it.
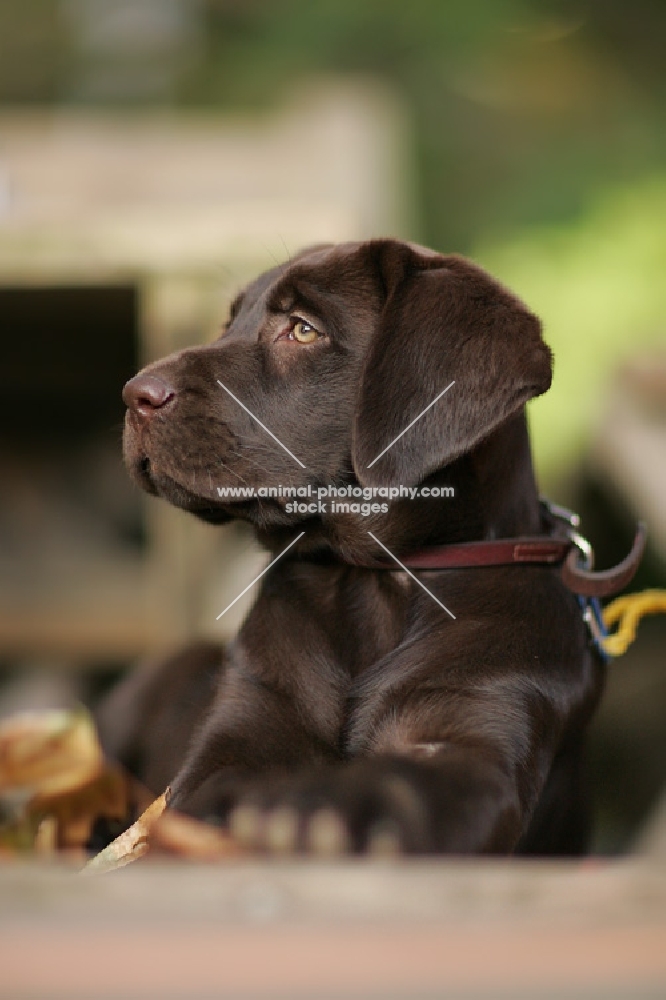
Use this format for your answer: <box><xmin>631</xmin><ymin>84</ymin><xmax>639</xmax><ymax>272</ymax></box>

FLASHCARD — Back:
<box><xmin>125</xmin><ymin>452</ymin><xmax>321</xmax><ymax>531</ymax></box>
<box><xmin>190</xmin><ymin>506</ymin><xmax>234</xmax><ymax>525</ymax></box>
<box><xmin>126</xmin><ymin>460</ymin><xmax>266</xmax><ymax>527</ymax></box>
<box><xmin>125</xmin><ymin>454</ymin><xmax>159</xmax><ymax>496</ymax></box>
<box><xmin>141</xmin><ymin>466</ymin><xmax>234</xmax><ymax>523</ymax></box>
<box><xmin>156</xmin><ymin>479</ymin><xmax>235</xmax><ymax>525</ymax></box>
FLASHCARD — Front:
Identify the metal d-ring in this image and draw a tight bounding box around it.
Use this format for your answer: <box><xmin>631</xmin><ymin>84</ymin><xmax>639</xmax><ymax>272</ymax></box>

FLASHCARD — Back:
<box><xmin>568</xmin><ymin>528</ymin><xmax>594</xmax><ymax>572</ymax></box>
<box><xmin>540</xmin><ymin>498</ymin><xmax>593</xmax><ymax>570</ymax></box>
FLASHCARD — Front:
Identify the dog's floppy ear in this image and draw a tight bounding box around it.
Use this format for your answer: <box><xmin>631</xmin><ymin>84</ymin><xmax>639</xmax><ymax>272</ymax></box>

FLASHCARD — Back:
<box><xmin>352</xmin><ymin>242</ymin><xmax>552</xmax><ymax>487</ymax></box>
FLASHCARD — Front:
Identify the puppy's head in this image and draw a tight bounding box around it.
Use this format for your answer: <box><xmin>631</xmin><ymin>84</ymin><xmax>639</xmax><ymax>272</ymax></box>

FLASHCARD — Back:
<box><xmin>122</xmin><ymin>240</ymin><xmax>551</xmax><ymax>537</ymax></box>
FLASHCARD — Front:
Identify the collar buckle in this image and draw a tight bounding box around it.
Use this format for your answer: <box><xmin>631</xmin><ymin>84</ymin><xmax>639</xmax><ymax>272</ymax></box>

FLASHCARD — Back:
<box><xmin>540</xmin><ymin>498</ymin><xmax>593</xmax><ymax>570</ymax></box>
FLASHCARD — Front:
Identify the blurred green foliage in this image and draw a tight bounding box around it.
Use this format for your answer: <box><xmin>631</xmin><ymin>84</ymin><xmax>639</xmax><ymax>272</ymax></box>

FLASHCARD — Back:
<box><xmin>194</xmin><ymin>0</ymin><xmax>666</xmax><ymax>254</ymax></box>
<box><xmin>1</xmin><ymin>0</ymin><xmax>664</xmax><ymax>475</ymax></box>
<box><xmin>2</xmin><ymin>0</ymin><xmax>665</xmax><ymax>251</ymax></box>
<box><xmin>480</xmin><ymin>175</ymin><xmax>666</xmax><ymax>481</ymax></box>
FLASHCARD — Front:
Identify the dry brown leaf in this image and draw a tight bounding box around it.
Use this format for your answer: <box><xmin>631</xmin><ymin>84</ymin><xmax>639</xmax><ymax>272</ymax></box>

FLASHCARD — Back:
<box><xmin>29</xmin><ymin>765</ymin><xmax>128</xmax><ymax>850</ymax></box>
<box><xmin>34</xmin><ymin>816</ymin><xmax>58</xmax><ymax>855</ymax></box>
<box><xmin>0</xmin><ymin>708</ymin><xmax>134</xmax><ymax>857</ymax></box>
<box><xmin>0</xmin><ymin>709</ymin><xmax>103</xmax><ymax>797</ymax></box>
<box><xmin>148</xmin><ymin>810</ymin><xmax>244</xmax><ymax>861</ymax></box>
<box><xmin>82</xmin><ymin>790</ymin><xmax>169</xmax><ymax>875</ymax></box>
<box><xmin>0</xmin><ymin>709</ymin><xmax>244</xmax><ymax>868</ymax></box>
<box><xmin>0</xmin><ymin>813</ymin><xmax>41</xmax><ymax>854</ymax></box>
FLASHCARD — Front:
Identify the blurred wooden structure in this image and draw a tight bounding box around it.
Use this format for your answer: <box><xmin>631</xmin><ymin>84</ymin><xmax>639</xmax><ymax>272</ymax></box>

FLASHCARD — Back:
<box><xmin>0</xmin><ymin>854</ymin><xmax>664</xmax><ymax>998</ymax></box>
<box><xmin>0</xmin><ymin>82</ymin><xmax>413</xmax><ymax>665</ymax></box>
<box><xmin>590</xmin><ymin>351</ymin><xmax>666</xmax><ymax>563</ymax></box>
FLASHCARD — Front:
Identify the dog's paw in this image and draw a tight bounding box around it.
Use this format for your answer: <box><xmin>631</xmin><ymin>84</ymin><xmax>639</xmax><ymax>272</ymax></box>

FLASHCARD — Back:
<box><xmin>226</xmin><ymin>759</ymin><xmax>434</xmax><ymax>857</ymax></box>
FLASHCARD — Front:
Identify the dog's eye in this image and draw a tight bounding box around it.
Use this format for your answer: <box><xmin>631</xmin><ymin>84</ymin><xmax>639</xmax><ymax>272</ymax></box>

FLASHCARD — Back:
<box><xmin>291</xmin><ymin>319</ymin><xmax>319</xmax><ymax>344</ymax></box>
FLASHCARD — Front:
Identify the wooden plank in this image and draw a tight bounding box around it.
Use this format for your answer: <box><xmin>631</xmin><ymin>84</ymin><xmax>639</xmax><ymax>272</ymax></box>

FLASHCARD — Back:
<box><xmin>0</xmin><ymin>859</ymin><xmax>664</xmax><ymax>999</ymax></box>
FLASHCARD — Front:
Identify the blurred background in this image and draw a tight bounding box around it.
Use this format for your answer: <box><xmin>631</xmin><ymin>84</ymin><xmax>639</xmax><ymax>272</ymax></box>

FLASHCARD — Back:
<box><xmin>0</xmin><ymin>0</ymin><xmax>664</xmax><ymax>854</ymax></box>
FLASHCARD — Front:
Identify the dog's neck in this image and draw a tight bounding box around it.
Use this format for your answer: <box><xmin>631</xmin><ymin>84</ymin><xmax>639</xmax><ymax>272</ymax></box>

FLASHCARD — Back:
<box><xmin>268</xmin><ymin>410</ymin><xmax>543</xmax><ymax>564</ymax></box>
<box><xmin>380</xmin><ymin>411</ymin><xmax>541</xmax><ymax>554</ymax></box>
<box><xmin>470</xmin><ymin>411</ymin><xmax>543</xmax><ymax>539</ymax></box>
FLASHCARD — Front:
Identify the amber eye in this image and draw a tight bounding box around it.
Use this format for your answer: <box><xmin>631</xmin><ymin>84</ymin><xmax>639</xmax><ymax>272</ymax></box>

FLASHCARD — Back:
<box><xmin>291</xmin><ymin>319</ymin><xmax>319</xmax><ymax>343</ymax></box>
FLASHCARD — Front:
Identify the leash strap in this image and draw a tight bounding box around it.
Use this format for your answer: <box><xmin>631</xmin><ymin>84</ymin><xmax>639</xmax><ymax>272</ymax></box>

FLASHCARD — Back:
<box><xmin>601</xmin><ymin>590</ymin><xmax>666</xmax><ymax>657</ymax></box>
<box><xmin>578</xmin><ymin>595</ymin><xmax>611</xmax><ymax>663</ymax></box>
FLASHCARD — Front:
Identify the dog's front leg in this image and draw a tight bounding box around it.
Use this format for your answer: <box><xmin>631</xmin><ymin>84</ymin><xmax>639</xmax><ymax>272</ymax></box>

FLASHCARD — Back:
<box><xmin>213</xmin><ymin>673</ymin><xmax>567</xmax><ymax>856</ymax></box>
<box><xmin>168</xmin><ymin>665</ymin><xmax>340</xmax><ymax>821</ymax></box>
<box><xmin>215</xmin><ymin>748</ymin><xmax>523</xmax><ymax>856</ymax></box>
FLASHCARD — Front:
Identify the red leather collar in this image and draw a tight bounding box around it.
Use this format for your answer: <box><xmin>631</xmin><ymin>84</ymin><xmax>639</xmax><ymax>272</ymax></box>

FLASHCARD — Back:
<box><xmin>354</xmin><ymin>525</ymin><xmax>646</xmax><ymax>599</ymax></box>
<box><xmin>386</xmin><ymin>537</ymin><xmax>571</xmax><ymax>571</ymax></box>
<box><xmin>320</xmin><ymin>498</ymin><xmax>645</xmax><ymax>598</ymax></box>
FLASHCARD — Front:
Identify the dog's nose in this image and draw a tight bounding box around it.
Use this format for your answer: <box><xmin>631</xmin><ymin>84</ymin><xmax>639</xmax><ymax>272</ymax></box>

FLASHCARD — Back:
<box><xmin>122</xmin><ymin>374</ymin><xmax>175</xmax><ymax>418</ymax></box>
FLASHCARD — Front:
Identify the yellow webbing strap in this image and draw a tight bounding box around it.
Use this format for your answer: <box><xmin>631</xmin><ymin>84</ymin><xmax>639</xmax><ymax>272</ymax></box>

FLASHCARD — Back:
<box><xmin>601</xmin><ymin>589</ymin><xmax>666</xmax><ymax>657</ymax></box>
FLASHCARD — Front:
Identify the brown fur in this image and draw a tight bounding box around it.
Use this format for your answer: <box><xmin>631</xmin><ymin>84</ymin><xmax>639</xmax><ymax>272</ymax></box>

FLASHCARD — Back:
<box><xmin>100</xmin><ymin>240</ymin><xmax>602</xmax><ymax>854</ymax></box>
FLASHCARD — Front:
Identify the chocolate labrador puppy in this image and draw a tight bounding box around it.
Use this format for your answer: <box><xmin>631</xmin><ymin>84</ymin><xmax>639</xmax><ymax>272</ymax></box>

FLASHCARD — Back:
<box><xmin>100</xmin><ymin>239</ymin><xmax>602</xmax><ymax>855</ymax></box>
